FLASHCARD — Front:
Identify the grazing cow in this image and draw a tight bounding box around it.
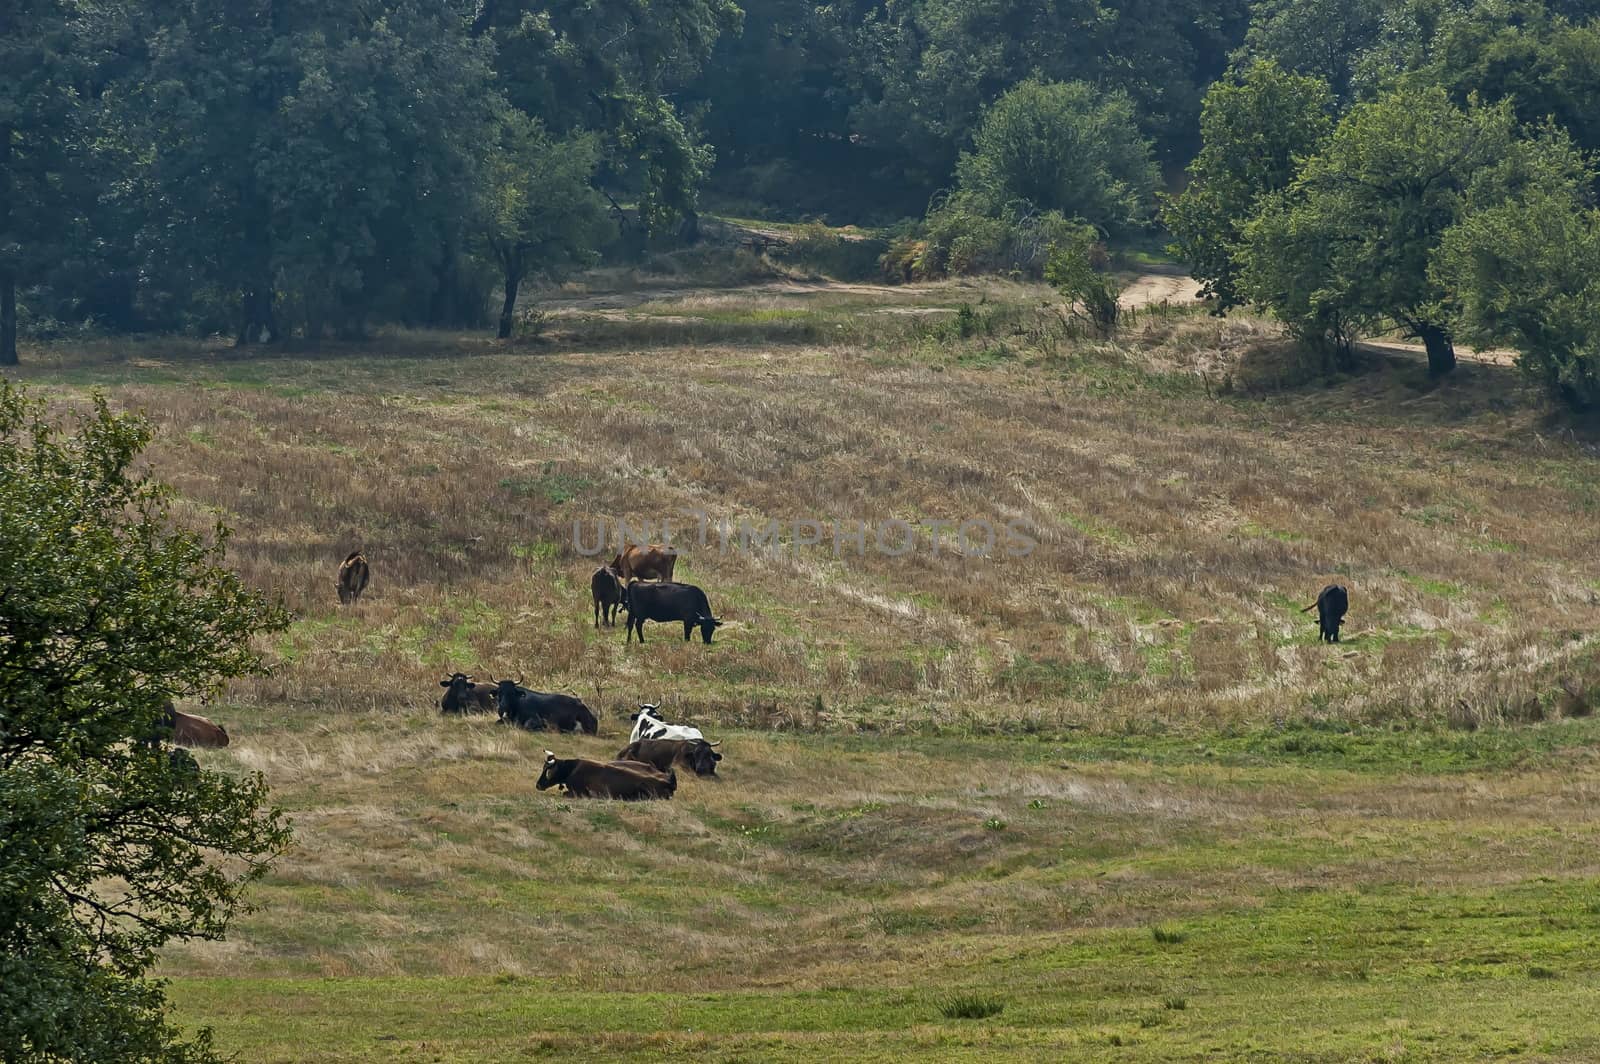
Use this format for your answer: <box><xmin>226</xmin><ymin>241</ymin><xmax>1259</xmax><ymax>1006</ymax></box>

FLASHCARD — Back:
<box><xmin>439</xmin><ymin>672</ymin><xmax>498</xmax><ymax>715</ymax></box>
<box><xmin>158</xmin><ymin>702</ymin><xmax>230</xmax><ymax>748</ymax></box>
<box><xmin>494</xmin><ymin>680</ymin><xmax>599</xmax><ymax>734</ymax></box>
<box><xmin>617</xmin><ymin>737</ymin><xmax>723</xmax><ymax>778</ymax></box>
<box><xmin>628</xmin><ymin>703</ymin><xmax>706</xmax><ymax>743</ymax></box>
<box><xmin>537</xmin><ymin>750</ymin><xmax>676</xmax><ymax>800</ymax></box>
<box><xmin>337</xmin><ymin>551</ymin><xmax>370</xmax><ymax>605</ymax></box>
<box><xmin>591</xmin><ymin>565</ymin><xmax>626</xmax><ymax>628</ymax></box>
<box><xmin>1302</xmin><ymin>584</ymin><xmax>1350</xmax><ymax>643</ymax></box>
<box><xmin>611</xmin><ymin>544</ymin><xmax>678</xmax><ymax>583</ymax></box>
<box><xmin>624</xmin><ymin>581</ymin><xmax>722</xmax><ymax>644</ymax></box>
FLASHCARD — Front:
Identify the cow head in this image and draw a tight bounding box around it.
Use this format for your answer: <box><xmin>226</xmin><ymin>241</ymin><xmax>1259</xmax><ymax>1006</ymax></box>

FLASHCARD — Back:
<box><xmin>632</xmin><ymin>703</ymin><xmax>662</xmax><ymax>724</ymax></box>
<box><xmin>441</xmin><ymin>672</ymin><xmax>473</xmax><ymax>692</ymax></box>
<box><xmin>535</xmin><ymin>750</ymin><xmax>563</xmax><ymax>791</ymax></box>
<box><xmin>695</xmin><ymin>614</ymin><xmax>724</xmax><ymax>644</ymax></box>
<box><xmin>686</xmin><ymin>739</ymin><xmax>723</xmax><ymax>777</ymax></box>
<box><xmin>494</xmin><ymin>679</ymin><xmax>525</xmax><ymax>719</ymax></box>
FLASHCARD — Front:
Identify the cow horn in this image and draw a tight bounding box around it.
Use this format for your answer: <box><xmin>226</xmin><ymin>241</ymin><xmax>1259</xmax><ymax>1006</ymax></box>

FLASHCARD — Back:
<box><xmin>705</xmin><ymin>741</ymin><xmax>721</xmax><ymax>747</ymax></box>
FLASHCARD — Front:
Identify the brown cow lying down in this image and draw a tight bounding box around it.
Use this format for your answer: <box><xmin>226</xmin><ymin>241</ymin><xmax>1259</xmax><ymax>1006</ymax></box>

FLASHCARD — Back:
<box><xmin>616</xmin><ymin>737</ymin><xmax>722</xmax><ymax>778</ymax></box>
<box><xmin>536</xmin><ymin>750</ymin><xmax>676</xmax><ymax>800</ymax></box>
<box><xmin>164</xmin><ymin>702</ymin><xmax>230</xmax><ymax>748</ymax></box>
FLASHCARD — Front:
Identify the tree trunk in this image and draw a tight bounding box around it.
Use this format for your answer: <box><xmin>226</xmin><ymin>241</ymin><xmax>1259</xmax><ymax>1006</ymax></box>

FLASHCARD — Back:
<box><xmin>1</xmin><ymin>274</ymin><xmax>16</xmax><ymax>367</ymax></box>
<box><xmin>236</xmin><ymin>284</ymin><xmax>277</xmax><ymax>345</ymax></box>
<box><xmin>0</xmin><ymin>123</ymin><xmax>14</xmax><ymax>366</ymax></box>
<box><xmin>1418</xmin><ymin>323</ymin><xmax>1456</xmax><ymax>376</ymax></box>
<box><xmin>498</xmin><ymin>271</ymin><xmax>521</xmax><ymax>339</ymax></box>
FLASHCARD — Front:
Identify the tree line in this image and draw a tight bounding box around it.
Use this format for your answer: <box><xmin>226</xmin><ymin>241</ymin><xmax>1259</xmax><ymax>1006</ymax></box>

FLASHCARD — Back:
<box><xmin>4</xmin><ymin>0</ymin><xmax>1600</xmax><ymax>406</ymax></box>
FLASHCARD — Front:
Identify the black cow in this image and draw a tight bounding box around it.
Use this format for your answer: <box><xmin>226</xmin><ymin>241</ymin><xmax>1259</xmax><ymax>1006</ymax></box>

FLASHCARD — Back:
<box><xmin>494</xmin><ymin>680</ymin><xmax>599</xmax><ymax>734</ymax></box>
<box><xmin>439</xmin><ymin>672</ymin><xmax>498</xmax><ymax>715</ymax></box>
<box><xmin>591</xmin><ymin>565</ymin><xmax>626</xmax><ymax>628</ymax></box>
<box><xmin>624</xmin><ymin>581</ymin><xmax>723</xmax><ymax>644</ymax></box>
<box><xmin>617</xmin><ymin>737</ymin><xmax>723</xmax><ymax>778</ymax></box>
<box><xmin>1302</xmin><ymin>584</ymin><xmax>1350</xmax><ymax>643</ymax></box>
<box><xmin>536</xmin><ymin>751</ymin><xmax>676</xmax><ymax>799</ymax></box>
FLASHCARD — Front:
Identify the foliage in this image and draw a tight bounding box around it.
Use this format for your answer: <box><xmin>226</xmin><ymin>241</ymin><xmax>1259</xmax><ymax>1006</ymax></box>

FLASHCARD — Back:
<box><xmin>1163</xmin><ymin>61</ymin><xmax>1334</xmax><ymax>310</ymax></box>
<box><xmin>1045</xmin><ymin>233</ymin><xmax>1123</xmax><ymax>335</ymax></box>
<box><xmin>1435</xmin><ymin>185</ymin><xmax>1600</xmax><ymax>409</ymax></box>
<box><xmin>1236</xmin><ymin>0</ymin><xmax>1386</xmax><ymax>101</ymax></box>
<box><xmin>919</xmin><ymin>200</ymin><xmax>1092</xmax><ymax>279</ymax></box>
<box><xmin>955</xmin><ymin>80</ymin><xmax>1160</xmax><ymax>236</ymax></box>
<box><xmin>1238</xmin><ymin>87</ymin><xmax>1543</xmax><ymax>373</ymax></box>
<box><xmin>0</xmin><ymin>381</ymin><xmax>291</xmax><ymax>1062</ymax></box>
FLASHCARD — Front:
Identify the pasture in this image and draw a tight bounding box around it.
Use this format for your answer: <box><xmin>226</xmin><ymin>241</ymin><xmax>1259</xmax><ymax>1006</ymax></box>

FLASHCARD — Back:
<box><xmin>15</xmin><ymin>273</ymin><xmax>1600</xmax><ymax>1060</ymax></box>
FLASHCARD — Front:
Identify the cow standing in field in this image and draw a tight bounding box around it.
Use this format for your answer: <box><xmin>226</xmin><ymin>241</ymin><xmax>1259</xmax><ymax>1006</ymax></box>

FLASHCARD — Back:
<box><xmin>439</xmin><ymin>673</ymin><xmax>498</xmax><ymax>715</ymax></box>
<box><xmin>494</xmin><ymin>680</ymin><xmax>599</xmax><ymax>734</ymax></box>
<box><xmin>617</xmin><ymin>737</ymin><xmax>723</xmax><ymax>778</ymax></box>
<box><xmin>624</xmin><ymin>582</ymin><xmax>723</xmax><ymax>644</ymax></box>
<box><xmin>591</xmin><ymin>565</ymin><xmax>626</xmax><ymax>628</ymax></box>
<box><xmin>537</xmin><ymin>750</ymin><xmax>677</xmax><ymax>800</ymax></box>
<box><xmin>611</xmin><ymin>544</ymin><xmax>678</xmax><ymax>583</ymax></box>
<box><xmin>337</xmin><ymin>551</ymin><xmax>370</xmax><ymax>605</ymax></box>
<box><xmin>1302</xmin><ymin>584</ymin><xmax>1350</xmax><ymax>643</ymax></box>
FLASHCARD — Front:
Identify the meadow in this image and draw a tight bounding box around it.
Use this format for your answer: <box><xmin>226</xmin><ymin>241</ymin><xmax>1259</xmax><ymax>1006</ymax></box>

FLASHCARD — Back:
<box><xmin>14</xmin><ymin>272</ymin><xmax>1600</xmax><ymax>1060</ymax></box>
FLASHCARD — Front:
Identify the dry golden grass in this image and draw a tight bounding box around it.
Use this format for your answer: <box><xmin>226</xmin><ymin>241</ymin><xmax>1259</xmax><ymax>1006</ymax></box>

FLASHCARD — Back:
<box><xmin>15</xmin><ymin>275</ymin><xmax>1600</xmax><ymax>1060</ymax></box>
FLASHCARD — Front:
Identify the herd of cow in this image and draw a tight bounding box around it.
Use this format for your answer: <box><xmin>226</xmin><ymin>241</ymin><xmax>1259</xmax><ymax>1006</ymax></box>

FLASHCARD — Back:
<box><xmin>148</xmin><ymin>545</ymin><xmax>1352</xmax><ymax>800</ymax></box>
<box><xmin>430</xmin><ymin>543</ymin><xmax>730</xmax><ymax>800</ymax></box>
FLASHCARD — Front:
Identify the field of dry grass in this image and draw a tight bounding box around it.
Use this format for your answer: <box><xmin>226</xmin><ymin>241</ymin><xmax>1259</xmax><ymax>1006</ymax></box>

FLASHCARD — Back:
<box><xmin>13</xmin><ymin>274</ymin><xmax>1600</xmax><ymax>1059</ymax></box>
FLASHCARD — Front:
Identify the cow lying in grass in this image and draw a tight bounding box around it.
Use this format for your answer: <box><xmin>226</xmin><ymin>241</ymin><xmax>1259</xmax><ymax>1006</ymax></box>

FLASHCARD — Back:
<box><xmin>439</xmin><ymin>673</ymin><xmax>497</xmax><ymax>714</ymax></box>
<box><xmin>616</xmin><ymin>737</ymin><xmax>722</xmax><ymax>778</ymax></box>
<box><xmin>628</xmin><ymin>703</ymin><xmax>705</xmax><ymax>743</ymax></box>
<box><xmin>495</xmin><ymin>680</ymin><xmax>599</xmax><ymax>734</ymax></box>
<box><xmin>536</xmin><ymin>750</ymin><xmax>676</xmax><ymax>800</ymax></box>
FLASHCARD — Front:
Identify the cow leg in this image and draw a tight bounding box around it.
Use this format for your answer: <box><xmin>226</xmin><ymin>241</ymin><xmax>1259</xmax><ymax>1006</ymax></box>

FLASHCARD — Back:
<box><xmin>683</xmin><ymin>620</ymin><xmax>694</xmax><ymax>641</ymax></box>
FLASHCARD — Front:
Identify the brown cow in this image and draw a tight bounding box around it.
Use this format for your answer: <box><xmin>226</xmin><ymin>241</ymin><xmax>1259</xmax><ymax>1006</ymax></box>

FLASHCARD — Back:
<box><xmin>616</xmin><ymin>737</ymin><xmax>722</xmax><ymax>778</ymax></box>
<box><xmin>337</xmin><ymin>550</ymin><xmax>370</xmax><ymax>605</ymax></box>
<box><xmin>439</xmin><ymin>672</ymin><xmax>498</xmax><ymax>715</ymax></box>
<box><xmin>591</xmin><ymin>565</ymin><xmax>625</xmax><ymax>628</ymax></box>
<box><xmin>163</xmin><ymin>702</ymin><xmax>230</xmax><ymax>748</ymax></box>
<box><xmin>611</xmin><ymin>544</ymin><xmax>677</xmax><ymax>583</ymax></box>
<box><xmin>536</xmin><ymin>750</ymin><xmax>676</xmax><ymax>800</ymax></box>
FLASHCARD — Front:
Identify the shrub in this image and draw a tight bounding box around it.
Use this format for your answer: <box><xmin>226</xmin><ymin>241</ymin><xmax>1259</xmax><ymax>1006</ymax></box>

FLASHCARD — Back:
<box><xmin>1046</xmin><ymin>233</ymin><xmax>1123</xmax><ymax>336</ymax></box>
<box><xmin>938</xmin><ymin>995</ymin><xmax>1005</xmax><ymax>1020</ymax></box>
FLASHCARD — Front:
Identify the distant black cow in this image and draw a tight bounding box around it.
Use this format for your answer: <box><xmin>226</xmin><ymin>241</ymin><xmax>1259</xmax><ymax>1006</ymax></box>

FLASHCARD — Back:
<box><xmin>1302</xmin><ymin>584</ymin><xmax>1349</xmax><ymax>643</ymax></box>
<box><xmin>617</xmin><ymin>737</ymin><xmax>723</xmax><ymax>778</ymax></box>
<box><xmin>624</xmin><ymin>581</ymin><xmax>723</xmax><ymax>644</ymax></box>
<box><xmin>537</xmin><ymin>750</ymin><xmax>676</xmax><ymax>800</ymax></box>
<box><xmin>591</xmin><ymin>566</ymin><xmax>626</xmax><ymax>628</ymax></box>
<box><xmin>439</xmin><ymin>673</ymin><xmax>498</xmax><ymax>715</ymax></box>
<box><xmin>494</xmin><ymin>680</ymin><xmax>599</xmax><ymax>734</ymax></box>
<box><xmin>337</xmin><ymin>550</ymin><xmax>370</xmax><ymax>605</ymax></box>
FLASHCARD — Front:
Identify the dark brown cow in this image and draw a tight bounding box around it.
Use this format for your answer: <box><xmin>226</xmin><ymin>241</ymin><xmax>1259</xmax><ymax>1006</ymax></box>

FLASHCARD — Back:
<box><xmin>337</xmin><ymin>550</ymin><xmax>370</xmax><ymax>605</ymax></box>
<box><xmin>591</xmin><ymin>565</ymin><xmax>625</xmax><ymax>628</ymax></box>
<box><xmin>610</xmin><ymin>544</ymin><xmax>678</xmax><ymax>583</ymax></box>
<box><xmin>616</xmin><ymin>737</ymin><xmax>723</xmax><ymax>778</ymax></box>
<box><xmin>164</xmin><ymin>702</ymin><xmax>230</xmax><ymax>748</ymax></box>
<box><xmin>439</xmin><ymin>672</ymin><xmax>498</xmax><ymax>715</ymax></box>
<box><xmin>1301</xmin><ymin>584</ymin><xmax>1349</xmax><ymax>643</ymax></box>
<box><xmin>536</xmin><ymin>750</ymin><xmax>676</xmax><ymax>799</ymax></box>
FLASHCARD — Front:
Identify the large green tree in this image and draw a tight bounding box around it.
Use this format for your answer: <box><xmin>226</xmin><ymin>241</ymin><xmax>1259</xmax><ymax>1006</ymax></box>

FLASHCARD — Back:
<box><xmin>1435</xmin><ymin>177</ymin><xmax>1600</xmax><ymax>409</ymax></box>
<box><xmin>1237</xmin><ymin>0</ymin><xmax>1385</xmax><ymax>102</ymax></box>
<box><xmin>483</xmin><ymin>114</ymin><xmax>614</xmax><ymax>338</ymax></box>
<box><xmin>0</xmin><ymin>382</ymin><xmax>291</xmax><ymax>1061</ymax></box>
<box><xmin>1239</xmin><ymin>87</ymin><xmax>1532</xmax><ymax>374</ymax></box>
<box><xmin>952</xmin><ymin>80</ymin><xmax>1159</xmax><ymax>235</ymax></box>
<box><xmin>1164</xmin><ymin>60</ymin><xmax>1334</xmax><ymax>309</ymax></box>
